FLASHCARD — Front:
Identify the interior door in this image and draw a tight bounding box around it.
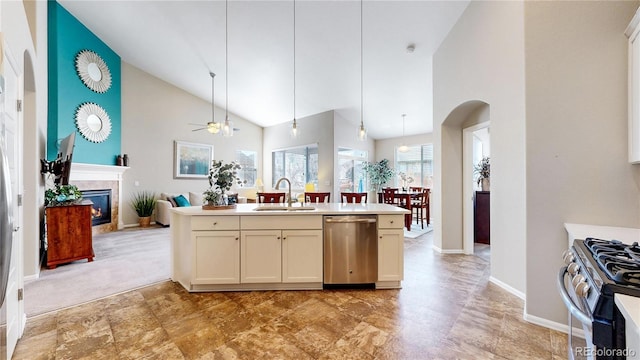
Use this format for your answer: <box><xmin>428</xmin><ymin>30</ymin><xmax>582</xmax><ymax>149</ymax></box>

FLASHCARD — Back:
<box><xmin>0</xmin><ymin>40</ymin><xmax>24</xmax><ymax>360</ymax></box>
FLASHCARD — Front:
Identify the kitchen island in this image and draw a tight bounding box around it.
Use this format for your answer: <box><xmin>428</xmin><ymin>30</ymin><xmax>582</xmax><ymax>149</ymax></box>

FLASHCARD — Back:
<box><xmin>171</xmin><ymin>203</ymin><xmax>410</xmax><ymax>292</ymax></box>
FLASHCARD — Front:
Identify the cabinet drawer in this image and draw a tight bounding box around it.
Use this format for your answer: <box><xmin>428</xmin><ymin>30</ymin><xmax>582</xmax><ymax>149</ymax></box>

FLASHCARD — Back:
<box><xmin>191</xmin><ymin>216</ymin><xmax>239</xmax><ymax>231</ymax></box>
<box><xmin>241</xmin><ymin>215</ymin><xmax>322</xmax><ymax>230</ymax></box>
<box><xmin>378</xmin><ymin>215</ymin><xmax>404</xmax><ymax>229</ymax></box>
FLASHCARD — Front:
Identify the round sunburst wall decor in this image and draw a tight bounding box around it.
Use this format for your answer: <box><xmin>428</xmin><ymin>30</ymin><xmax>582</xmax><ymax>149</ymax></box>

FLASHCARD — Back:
<box><xmin>75</xmin><ymin>50</ymin><xmax>112</xmax><ymax>93</ymax></box>
<box><xmin>75</xmin><ymin>102</ymin><xmax>112</xmax><ymax>143</ymax></box>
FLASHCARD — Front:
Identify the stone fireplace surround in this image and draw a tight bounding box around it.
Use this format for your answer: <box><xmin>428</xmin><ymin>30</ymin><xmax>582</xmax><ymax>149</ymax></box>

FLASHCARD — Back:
<box><xmin>68</xmin><ymin>163</ymin><xmax>129</xmax><ymax>235</ymax></box>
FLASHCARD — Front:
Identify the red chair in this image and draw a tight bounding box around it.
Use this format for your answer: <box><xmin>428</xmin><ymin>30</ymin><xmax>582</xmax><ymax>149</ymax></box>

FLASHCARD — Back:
<box><xmin>341</xmin><ymin>192</ymin><xmax>368</xmax><ymax>204</ymax></box>
<box><xmin>257</xmin><ymin>192</ymin><xmax>286</xmax><ymax>203</ymax></box>
<box><xmin>305</xmin><ymin>192</ymin><xmax>330</xmax><ymax>203</ymax></box>
<box><xmin>409</xmin><ymin>186</ymin><xmax>423</xmax><ymax>192</ymax></box>
<box><xmin>412</xmin><ymin>188</ymin><xmax>431</xmax><ymax>228</ymax></box>
<box><xmin>382</xmin><ymin>188</ymin><xmax>398</xmax><ymax>205</ymax></box>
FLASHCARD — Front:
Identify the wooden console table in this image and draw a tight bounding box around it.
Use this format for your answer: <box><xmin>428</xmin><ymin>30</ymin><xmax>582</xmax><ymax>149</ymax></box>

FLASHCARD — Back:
<box><xmin>45</xmin><ymin>201</ymin><xmax>94</xmax><ymax>269</ymax></box>
<box><xmin>474</xmin><ymin>191</ymin><xmax>490</xmax><ymax>244</ymax></box>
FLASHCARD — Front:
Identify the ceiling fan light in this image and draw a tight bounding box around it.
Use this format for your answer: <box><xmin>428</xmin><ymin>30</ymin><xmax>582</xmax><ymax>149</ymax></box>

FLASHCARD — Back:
<box><xmin>398</xmin><ymin>144</ymin><xmax>409</xmax><ymax>153</ymax></box>
<box><xmin>207</xmin><ymin>122</ymin><xmax>221</xmax><ymax>134</ymax></box>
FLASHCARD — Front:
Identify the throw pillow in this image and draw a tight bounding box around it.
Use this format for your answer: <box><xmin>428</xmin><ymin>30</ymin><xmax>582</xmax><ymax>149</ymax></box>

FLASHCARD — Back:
<box><xmin>173</xmin><ymin>194</ymin><xmax>191</xmax><ymax>207</ymax></box>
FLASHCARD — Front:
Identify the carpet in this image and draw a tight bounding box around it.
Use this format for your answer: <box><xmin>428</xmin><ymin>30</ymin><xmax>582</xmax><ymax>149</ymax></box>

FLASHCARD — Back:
<box><xmin>404</xmin><ymin>225</ymin><xmax>433</xmax><ymax>239</ymax></box>
<box><xmin>24</xmin><ymin>226</ymin><xmax>170</xmax><ymax>317</ymax></box>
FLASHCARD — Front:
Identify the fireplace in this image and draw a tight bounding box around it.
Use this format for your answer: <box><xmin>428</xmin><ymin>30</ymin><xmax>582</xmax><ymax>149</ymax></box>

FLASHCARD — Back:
<box><xmin>80</xmin><ymin>189</ymin><xmax>112</xmax><ymax>226</ymax></box>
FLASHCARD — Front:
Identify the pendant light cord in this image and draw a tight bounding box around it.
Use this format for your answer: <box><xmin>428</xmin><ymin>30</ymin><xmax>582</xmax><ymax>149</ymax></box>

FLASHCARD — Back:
<box><xmin>293</xmin><ymin>0</ymin><xmax>296</xmax><ymax>125</ymax></box>
<box><xmin>225</xmin><ymin>0</ymin><xmax>229</xmax><ymax>121</ymax></box>
<box><xmin>211</xmin><ymin>72</ymin><xmax>215</xmax><ymax>124</ymax></box>
<box><xmin>360</xmin><ymin>0</ymin><xmax>363</xmax><ymax>129</ymax></box>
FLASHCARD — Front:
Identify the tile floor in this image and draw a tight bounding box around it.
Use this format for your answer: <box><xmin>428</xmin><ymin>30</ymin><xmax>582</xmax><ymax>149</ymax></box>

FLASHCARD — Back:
<box><xmin>13</xmin><ymin>233</ymin><xmax>568</xmax><ymax>359</ymax></box>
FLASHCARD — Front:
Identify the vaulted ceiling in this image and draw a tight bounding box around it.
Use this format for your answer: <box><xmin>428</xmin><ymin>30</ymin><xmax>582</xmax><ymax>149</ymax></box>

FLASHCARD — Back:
<box><xmin>59</xmin><ymin>0</ymin><xmax>469</xmax><ymax>139</ymax></box>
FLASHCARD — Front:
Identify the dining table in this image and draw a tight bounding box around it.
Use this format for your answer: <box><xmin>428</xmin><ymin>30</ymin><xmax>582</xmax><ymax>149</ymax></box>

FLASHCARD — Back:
<box><xmin>377</xmin><ymin>190</ymin><xmax>422</xmax><ymax>231</ymax></box>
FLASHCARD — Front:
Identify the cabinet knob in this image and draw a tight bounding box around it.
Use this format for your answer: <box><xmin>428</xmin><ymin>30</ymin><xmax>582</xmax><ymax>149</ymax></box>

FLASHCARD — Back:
<box><xmin>213</xmin><ymin>222</ymin><xmax>218</xmax><ymax>226</ymax></box>
<box><xmin>235</xmin><ymin>237</ymin><xmax>239</xmax><ymax>241</ymax></box>
<box><xmin>277</xmin><ymin>236</ymin><xmax>281</xmax><ymax>240</ymax></box>
<box><xmin>283</xmin><ymin>237</ymin><xmax>286</xmax><ymax>240</ymax></box>
<box><xmin>379</xmin><ymin>236</ymin><xmax>383</xmax><ymax>239</ymax></box>
<box><xmin>390</xmin><ymin>220</ymin><xmax>394</xmax><ymax>224</ymax></box>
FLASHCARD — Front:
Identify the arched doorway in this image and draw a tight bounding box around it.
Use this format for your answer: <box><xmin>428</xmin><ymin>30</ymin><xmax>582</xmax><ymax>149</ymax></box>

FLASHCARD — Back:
<box><xmin>436</xmin><ymin>100</ymin><xmax>490</xmax><ymax>256</ymax></box>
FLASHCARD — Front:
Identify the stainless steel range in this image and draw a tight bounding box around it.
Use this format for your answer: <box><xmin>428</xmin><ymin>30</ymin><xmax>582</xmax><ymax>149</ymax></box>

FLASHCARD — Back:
<box><xmin>559</xmin><ymin>237</ymin><xmax>640</xmax><ymax>360</ymax></box>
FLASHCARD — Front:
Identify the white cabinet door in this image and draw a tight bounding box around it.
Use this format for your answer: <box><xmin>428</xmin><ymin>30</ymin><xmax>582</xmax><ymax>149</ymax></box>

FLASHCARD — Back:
<box><xmin>193</xmin><ymin>231</ymin><xmax>240</xmax><ymax>284</ymax></box>
<box><xmin>282</xmin><ymin>230</ymin><xmax>323</xmax><ymax>283</ymax></box>
<box><xmin>378</xmin><ymin>229</ymin><xmax>404</xmax><ymax>281</ymax></box>
<box><xmin>241</xmin><ymin>230</ymin><xmax>282</xmax><ymax>283</ymax></box>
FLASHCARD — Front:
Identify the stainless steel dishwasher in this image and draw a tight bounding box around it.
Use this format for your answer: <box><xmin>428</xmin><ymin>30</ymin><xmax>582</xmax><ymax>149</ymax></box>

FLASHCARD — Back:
<box><xmin>323</xmin><ymin>215</ymin><xmax>377</xmax><ymax>285</ymax></box>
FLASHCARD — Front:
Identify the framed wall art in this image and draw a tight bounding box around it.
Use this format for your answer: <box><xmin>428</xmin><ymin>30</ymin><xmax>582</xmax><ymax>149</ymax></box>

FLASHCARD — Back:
<box><xmin>174</xmin><ymin>141</ymin><xmax>213</xmax><ymax>179</ymax></box>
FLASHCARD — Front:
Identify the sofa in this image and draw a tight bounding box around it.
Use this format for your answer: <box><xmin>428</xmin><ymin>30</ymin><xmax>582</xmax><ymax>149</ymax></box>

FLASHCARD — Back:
<box><xmin>156</xmin><ymin>192</ymin><xmax>203</xmax><ymax>226</ymax></box>
<box><xmin>156</xmin><ymin>192</ymin><xmax>246</xmax><ymax>226</ymax></box>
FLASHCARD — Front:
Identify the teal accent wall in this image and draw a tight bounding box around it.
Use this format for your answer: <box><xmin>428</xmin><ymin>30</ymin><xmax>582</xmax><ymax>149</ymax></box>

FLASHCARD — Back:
<box><xmin>47</xmin><ymin>1</ymin><xmax>121</xmax><ymax>164</ymax></box>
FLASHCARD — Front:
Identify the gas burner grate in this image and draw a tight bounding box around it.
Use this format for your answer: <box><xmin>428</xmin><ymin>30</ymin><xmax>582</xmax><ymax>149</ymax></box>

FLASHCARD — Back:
<box><xmin>596</xmin><ymin>254</ymin><xmax>640</xmax><ymax>285</ymax></box>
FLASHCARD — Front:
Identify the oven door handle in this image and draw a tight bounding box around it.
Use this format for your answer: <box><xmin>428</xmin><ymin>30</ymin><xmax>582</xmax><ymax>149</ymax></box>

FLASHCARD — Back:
<box><xmin>557</xmin><ymin>266</ymin><xmax>593</xmax><ymax>326</ymax></box>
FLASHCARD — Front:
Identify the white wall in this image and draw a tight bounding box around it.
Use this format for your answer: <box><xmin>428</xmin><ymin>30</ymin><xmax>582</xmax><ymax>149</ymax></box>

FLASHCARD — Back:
<box><xmin>263</xmin><ymin>110</ymin><xmax>334</xmax><ymax>194</ymax></box>
<box><xmin>433</xmin><ymin>0</ymin><xmax>527</xmax><ymax>297</ymax></box>
<box><xmin>121</xmin><ymin>62</ymin><xmax>263</xmax><ymax>225</ymax></box>
<box><xmin>524</xmin><ymin>1</ymin><xmax>640</xmax><ymax>324</ymax></box>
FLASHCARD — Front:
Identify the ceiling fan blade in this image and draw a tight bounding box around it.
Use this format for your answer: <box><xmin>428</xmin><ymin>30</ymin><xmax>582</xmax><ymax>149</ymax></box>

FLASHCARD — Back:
<box><xmin>192</xmin><ymin>128</ymin><xmax>206</xmax><ymax>132</ymax></box>
<box><xmin>188</xmin><ymin>123</ymin><xmax>207</xmax><ymax>126</ymax></box>
<box><xmin>233</xmin><ymin>128</ymin><xmax>240</xmax><ymax>131</ymax></box>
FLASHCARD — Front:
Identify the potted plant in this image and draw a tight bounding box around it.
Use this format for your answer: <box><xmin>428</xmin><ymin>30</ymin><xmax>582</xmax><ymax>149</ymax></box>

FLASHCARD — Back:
<box><xmin>363</xmin><ymin>159</ymin><xmax>395</xmax><ymax>195</ymax></box>
<box><xmin>45</xmin><ymin>184</ymin><xmax>83</xmax><ymax>207</ymax></box>
<box><xmin>203</xmin><ymin>160</ymin><xmax>243</xmax><ymax>208</ymax></box>
<box><xmin>474</xmin><ymin>156</ymin><xmax>490</xmax><ymax>191</ymax></box>
<box><xmin>130</xmin><ymin>190</ymin><xmax>157</xmax><ymax>227</ymax></box>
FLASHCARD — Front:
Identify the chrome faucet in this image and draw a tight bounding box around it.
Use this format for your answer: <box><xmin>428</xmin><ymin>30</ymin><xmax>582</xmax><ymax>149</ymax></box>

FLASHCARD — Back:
<box><xmin>275</xmin><ymin>177</ymin><xmax>293</xmax><ymax>207</ymax></box>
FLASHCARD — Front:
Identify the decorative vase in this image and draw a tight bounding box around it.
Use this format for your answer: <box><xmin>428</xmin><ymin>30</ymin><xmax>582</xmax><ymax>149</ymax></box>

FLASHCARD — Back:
<box><xmin>481</xmin><ymin>178</ymin><xmax>490</xmax><ymax>191</ymax></box>
<box><xmin>139</xmin><ymin>216</ymin><xmax>151</xmax><ymax>228</ymax></box>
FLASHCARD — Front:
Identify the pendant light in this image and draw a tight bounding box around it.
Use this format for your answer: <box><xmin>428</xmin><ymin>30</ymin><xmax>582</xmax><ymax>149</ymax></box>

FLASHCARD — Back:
<box><xmin>207</xmin><ymin>72</ymin><xmax>221</xmax><ymax>134</ymax></box>
<box><xmin>398</xmin><ymin>114</ymin><xmax>409</xmax><ymax>152</ymax></box>
<box><xmin>290</xmin><ymin>0</ymin><xmax>299</xmax><ymax>138</ymax></box>
<box><xmin>222</xmin><ymin>0</ymin><xmax>234</xmax><ymax>137</ymax></box>
<box><xmin>357</xmin><ymin>0</ymin><xmax>367</xmax><ymax>141</ymax></box>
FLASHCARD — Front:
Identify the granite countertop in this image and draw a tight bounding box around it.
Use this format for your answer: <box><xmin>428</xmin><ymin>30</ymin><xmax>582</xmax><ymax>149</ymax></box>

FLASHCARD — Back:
<box><xmin>171</xmin><ymin>203</ymin><xmax>411</xmax><ymax>216</ymax></box>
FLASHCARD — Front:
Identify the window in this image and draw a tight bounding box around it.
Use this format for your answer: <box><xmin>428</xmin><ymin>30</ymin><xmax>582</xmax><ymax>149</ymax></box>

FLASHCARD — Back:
<box><xmin>396</xmin><ymin>144</ymin><xmax>433</xmax><ymax>188</ymax></box>
<box><xmin>338</xmin><ymin>148</ymin><xmax>368</xmax><ymax>193</ymax></box>
<box><xmin>236</xmin><ymin>150</ymin><xmax>257</xmax><ymax>187</ymax></box>
<box><xmin>272</xmin><ymin>144</ymin><xmax>318</xmax><ymax>190</ymax></box>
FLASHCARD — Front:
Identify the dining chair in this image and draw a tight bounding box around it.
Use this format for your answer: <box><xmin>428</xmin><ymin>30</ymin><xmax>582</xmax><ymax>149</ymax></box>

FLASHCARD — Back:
<box><xmin>257</xmin><ymin>192</ymin><xmax>286</xmax><ymax>204</ymax></box>
<box><xmin>341</xmin><ymin>192</ymin><xmax>368</xmax><ymax>204</ymax></box>
<box><xmin>382</xmin><ymin>188</ymin><xmax>398</xmax><ymax>205</ymax></box>
<box><xmin>305</xmin><ymin>192</ymin><xmax>330</xmax><ymax>204</ymax></box>
<box><xmin>410</xmin><ymin>186</ymin><xmax>423</xmax><ymax>192</ymax></box>
<box><xmin>412</xmin><ymin>188</ymin><xmax>431</xmax><ymax>228</ymax></box>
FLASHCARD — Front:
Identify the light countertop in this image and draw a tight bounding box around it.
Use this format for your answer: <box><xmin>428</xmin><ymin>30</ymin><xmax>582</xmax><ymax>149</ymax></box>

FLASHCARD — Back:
<box><xmin>615</xmin><ymin>294</ymin><xmax>640</xmax><ymax>359</ymax></box>
<box><xmin>171</xmin><ymin>203</ymin><xmax>411</xmax><ymax>216</ymax></box>
<box><xmin>564</xmin><ymin>223</ymin><xmax>640</xmax><ymax>247</ymax></box>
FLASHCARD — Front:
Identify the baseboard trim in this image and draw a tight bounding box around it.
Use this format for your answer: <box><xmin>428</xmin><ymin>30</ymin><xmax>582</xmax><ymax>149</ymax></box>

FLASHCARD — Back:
<box><xmin>489</xmin><ymin>276</ymin><xmax>525</xmax><ymax>300</ymax></box>
<box><xmin>432</xmin><ymin>245</ymin><xmax>464</xmax><ymax>254</ymax></box>
<box><xmin>24</xmin><ymin>273</ymin><xmax>39</xmax><ymax>282</ymax></box>
<box><xmin>523</xmin><ymin>312</ymin><xmax>585</xmax><ymax>338</ymax></box>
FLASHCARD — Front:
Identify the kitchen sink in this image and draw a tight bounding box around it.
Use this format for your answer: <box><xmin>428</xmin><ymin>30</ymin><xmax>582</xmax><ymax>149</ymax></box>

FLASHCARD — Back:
<box><xmin>252</xmin><ymin>206</ymin><xmax>316</xmax><ymax>212</ymax></box>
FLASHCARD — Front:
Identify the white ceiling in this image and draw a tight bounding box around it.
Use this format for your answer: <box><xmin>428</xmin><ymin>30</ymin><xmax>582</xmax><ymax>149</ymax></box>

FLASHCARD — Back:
<box><xmin>58</xmin><ymin>0</ymin><xmax>469</xmax><ymax>139</ymax></box>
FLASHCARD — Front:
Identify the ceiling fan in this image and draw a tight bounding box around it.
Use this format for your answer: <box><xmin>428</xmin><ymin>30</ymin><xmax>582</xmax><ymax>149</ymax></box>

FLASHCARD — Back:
<box><xmin>189</xmin><ymin>72</ymin><xmax>239</xmax><ymax>135</ymax></box>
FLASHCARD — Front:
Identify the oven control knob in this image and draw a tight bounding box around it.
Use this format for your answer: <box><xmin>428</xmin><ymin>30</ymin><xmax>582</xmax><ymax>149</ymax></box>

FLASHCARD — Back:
<box><xmin>575</xmin><ymin>281</ymin><xmax>590</xmax><ymax>298</ymax></box>
<box><xmin>562</xmin><ymin>250</ymin><xmax>575</xmax><ymax>264</ymax></box>
<box><xmin>571</xmin><ymin>274</ymin><xmax>585</xmax><ymax>287</ymax></box>
<box><xmin>567</xmin><ymin>262</ymin><xmax>580</xmax><ymax>275</ymax></box>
